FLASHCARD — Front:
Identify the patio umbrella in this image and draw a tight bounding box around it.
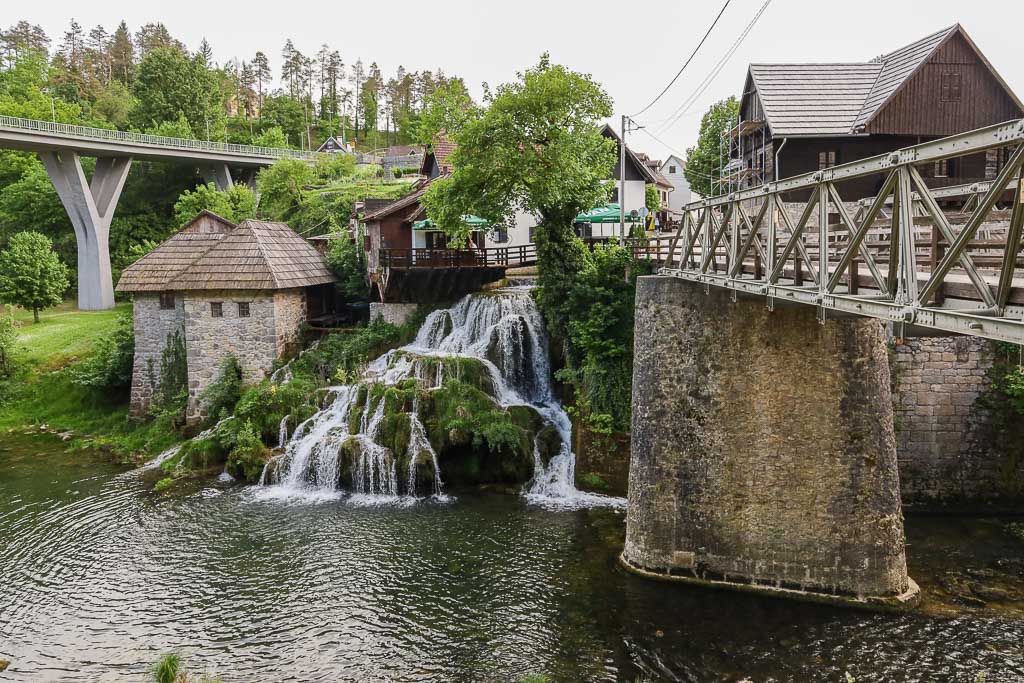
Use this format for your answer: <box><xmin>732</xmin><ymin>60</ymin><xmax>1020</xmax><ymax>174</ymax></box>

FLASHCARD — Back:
<box><xmin>575</xmin><ymin>203</ymin><xmax>639</xmax><ymax>223</ymax></box>
<box><xmin>412</xmin><ymin>215</ymin><xmax>489</xmax><ymax>230</ymax></box>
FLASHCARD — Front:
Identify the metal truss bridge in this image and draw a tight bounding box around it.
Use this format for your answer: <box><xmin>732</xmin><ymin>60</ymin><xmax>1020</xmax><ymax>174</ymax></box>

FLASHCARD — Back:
<box><xmin>642</xmin><ymin>119</ymin><xmax>1024</xmax><ymax>344</ymax></box>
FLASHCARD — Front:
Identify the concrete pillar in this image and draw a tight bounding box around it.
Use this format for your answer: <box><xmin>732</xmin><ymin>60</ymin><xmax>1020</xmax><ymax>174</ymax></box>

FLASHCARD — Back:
<box><xmin>623</xmin><ymin>276</ymin><xmax>918</xmax><ymax>608</ymax></box>
<box><xmin>201</xmin><ymin>163</ymin><xmax>234</xmax><ymax>190</ymax></box>
<box><xmin>40</xmin><ymin>151</ymin><xmax>132</xmax><ymax>311</ymax></box>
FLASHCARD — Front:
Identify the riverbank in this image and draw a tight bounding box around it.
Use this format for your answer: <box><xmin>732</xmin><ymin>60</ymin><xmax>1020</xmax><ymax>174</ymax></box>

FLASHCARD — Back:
<box><xmin>0</xmin><ymin>301</ymin><xmax>181</xmax><ymax>459</ymax></box>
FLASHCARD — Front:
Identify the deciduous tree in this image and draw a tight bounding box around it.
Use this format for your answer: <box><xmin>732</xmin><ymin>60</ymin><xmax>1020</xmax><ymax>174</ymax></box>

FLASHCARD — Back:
<box><xmin>0</xmin><ymin>231</ymin><xmax>70</xmax><ymax>323</ymax></box>
<box><xmin>684</xmin><ymin>96</ymin><xmax>738</xmax><ymax>198</ymax></box>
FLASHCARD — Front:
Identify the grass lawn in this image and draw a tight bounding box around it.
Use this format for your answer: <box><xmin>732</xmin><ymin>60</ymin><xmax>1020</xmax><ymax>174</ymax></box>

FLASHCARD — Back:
<box><xmin>0</xmin><ymin>300</ymin><xmax>180</xmax><ymax>457</ymax></box>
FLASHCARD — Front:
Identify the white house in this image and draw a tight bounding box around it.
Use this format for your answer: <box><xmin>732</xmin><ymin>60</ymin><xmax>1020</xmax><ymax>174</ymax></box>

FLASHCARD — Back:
<box><xmin>585</xmin><ymin>125</ymin><xmax>661</xmax><ymax>239</ymax></box>
<box><xmin>659</xmin><ymin>155</ymin><xmax>691</xmax><ymax>218</ymax></box>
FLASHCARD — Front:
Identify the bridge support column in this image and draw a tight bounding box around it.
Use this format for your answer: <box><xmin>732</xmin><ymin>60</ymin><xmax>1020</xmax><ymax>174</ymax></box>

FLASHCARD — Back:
<box><xmin>201</xmin><ymin>163</ymin><xmax>234</xmax><ymax>190</ymax></box>
<box><xmin>40</xmin><ymin>151</ymin><xmax>132</xmax><ymax>311</ymax></box>
<box><xmin>623</xmin><ymin>276</ymin><xmax>918</xmax><ymax>608</ymax></box>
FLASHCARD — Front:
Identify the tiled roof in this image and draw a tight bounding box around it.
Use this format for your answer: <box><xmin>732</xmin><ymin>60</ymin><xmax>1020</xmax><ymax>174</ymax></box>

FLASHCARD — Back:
<box><xmin>748</xmin><ymin>25</ymin><xmax>978</xmax><ymax>137</ymax></box>
<box><xmin>116</xmin><ymin>216</ymin><xmax>336</xmax><ymax>292</ymax></box>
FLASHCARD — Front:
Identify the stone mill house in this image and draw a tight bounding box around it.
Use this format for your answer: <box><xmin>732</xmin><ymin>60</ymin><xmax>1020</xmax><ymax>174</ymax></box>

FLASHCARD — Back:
<box><xmin>116</xmin><ymin>211</ymin><xmax>336</xmax><ymax>422</ymax></box>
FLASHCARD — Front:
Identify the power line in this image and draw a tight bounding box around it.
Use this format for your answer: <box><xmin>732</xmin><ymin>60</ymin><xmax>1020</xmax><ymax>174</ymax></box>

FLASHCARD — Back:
<box><xmin>629</xmin><ymin>0</ymin><xmax>733</xmax><ymax>117</ymax></box>
<box><xmin>648</xmin><ymin>0</ymin><xmax>773</xmax><ymax>136</ymax></box>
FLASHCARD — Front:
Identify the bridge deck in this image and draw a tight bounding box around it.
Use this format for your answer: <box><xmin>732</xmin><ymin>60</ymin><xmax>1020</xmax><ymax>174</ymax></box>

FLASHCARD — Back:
<box><xmin>0</xmin><ymin>115</ymin><xmax>318</xmax><ymax>166</ymax></box>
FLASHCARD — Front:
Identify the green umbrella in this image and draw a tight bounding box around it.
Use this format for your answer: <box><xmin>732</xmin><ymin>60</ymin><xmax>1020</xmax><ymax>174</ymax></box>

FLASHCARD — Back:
<box><xmin>575</xmin><ymin>203</ymin><xmax>640</xmax><ymax>223</ymax></box>
<box><xmin>412</xmin><ymin>215</ymin><xmax>489</xmax><ymax>230</ymax></box>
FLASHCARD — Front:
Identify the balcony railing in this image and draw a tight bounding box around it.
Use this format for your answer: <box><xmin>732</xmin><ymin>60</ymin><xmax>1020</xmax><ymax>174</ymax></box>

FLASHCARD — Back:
<box><xmin>379</xmin><ymin>244</ymin><xmax>538</xmax><ymax>269</ymax></box>
<box><xmin>0</xmin><ymin>114</ymin><xmax>319</xmax><ymax>161</ymax></box>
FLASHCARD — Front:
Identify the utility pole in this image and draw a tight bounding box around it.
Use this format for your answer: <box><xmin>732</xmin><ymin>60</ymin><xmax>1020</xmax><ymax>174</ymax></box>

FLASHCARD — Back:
<box><xmin>619</xmin><ymin>114</ymin><xmax>627</xmax><ymax>246</ymax></box>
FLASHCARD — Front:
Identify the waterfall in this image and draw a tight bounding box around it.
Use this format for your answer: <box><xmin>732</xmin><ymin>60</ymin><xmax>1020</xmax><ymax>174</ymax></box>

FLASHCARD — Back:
<box><xmin>261</xmin><ymin>285</ymin><xmax>623</xmax><ymax>508</ymax></box>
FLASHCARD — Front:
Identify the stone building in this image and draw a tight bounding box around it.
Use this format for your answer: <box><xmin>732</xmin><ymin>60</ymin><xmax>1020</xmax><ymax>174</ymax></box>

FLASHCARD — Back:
<box><xmin>116</xmin><ymin>211</ymin><xmax>336</xmax><ymax>422</ymax></box>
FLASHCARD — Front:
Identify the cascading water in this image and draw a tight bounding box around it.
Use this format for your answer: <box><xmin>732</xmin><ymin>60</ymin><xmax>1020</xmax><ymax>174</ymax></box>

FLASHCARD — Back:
<box><xmin>261</xmin><ymin>285</ymin><xmax>624</xmax><ymax>508</ymax></box>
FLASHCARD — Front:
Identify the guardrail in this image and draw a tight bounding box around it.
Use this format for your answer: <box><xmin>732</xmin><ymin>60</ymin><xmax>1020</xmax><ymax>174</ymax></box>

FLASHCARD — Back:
<box><xmin>380</xmin><ymin>244</ymin><xmax>537</xmax><ymax>269</ymax></box>
<box><xmin>0</xmin><ymin>114</ymin><xmax>320</xmax><ymax>161</ymax></box>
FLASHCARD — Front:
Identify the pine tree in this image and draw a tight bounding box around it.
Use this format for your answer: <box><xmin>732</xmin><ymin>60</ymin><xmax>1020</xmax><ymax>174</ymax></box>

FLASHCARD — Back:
<box><xmin>253</xmin><ymin>51</ymin><xmax>270</xmax><ymax>110</ymax></box>
<box><xmin>109</xmin><ymin>21</ymin><xmax>134</xmax><ymax>85</ymax></box>
<box><xmin>198</xmin><ymin>37</ymin><xmax>213</xmax><ymax>66</ymax></box>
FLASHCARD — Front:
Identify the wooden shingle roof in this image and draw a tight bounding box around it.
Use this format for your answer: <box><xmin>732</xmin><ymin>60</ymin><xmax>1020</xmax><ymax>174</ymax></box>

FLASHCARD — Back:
<box><xmin>115</xmin><ymin>211</ymin><xmax>236</xmax><ymax>292</ymax></box>
<box><xmin>116</xmin><ymin>216</ymin><xmax>336</xmax><ymax>293</ymax></box>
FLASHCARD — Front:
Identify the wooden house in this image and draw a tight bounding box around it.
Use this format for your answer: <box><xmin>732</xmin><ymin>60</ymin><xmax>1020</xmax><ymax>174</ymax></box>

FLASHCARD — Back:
<box><xmin>729</xmin><ymin>24</ymin><xmax>1023</xmax><ymax>198</ymax></box>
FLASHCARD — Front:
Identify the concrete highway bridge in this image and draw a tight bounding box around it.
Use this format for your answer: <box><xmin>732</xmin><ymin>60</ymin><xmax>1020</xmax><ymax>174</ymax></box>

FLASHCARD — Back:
<box><xmin>620</xmin><ymin>118</ymin><xmax>1024</xmax><ymax>608</ymax></box>
<box><xmin>0</xmin><ymin>115</ymin><xmax>320</xmax><ymax>310</ymax></box>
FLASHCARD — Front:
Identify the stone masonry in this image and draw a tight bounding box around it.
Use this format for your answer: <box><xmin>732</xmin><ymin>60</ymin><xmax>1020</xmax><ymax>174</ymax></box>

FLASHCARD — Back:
<box><xmin>129</xmin><ymin>294</ymin><xmax>185</xmax><ymax>416</ymax></box>
<box><xmin>129</xmin><ymin>289</ymin><xmax>306</xmax><ymax>422</ymax></box>
<box><xmin>183</xmin><ymin>290</ymin><xmax>305</xmax><ymax>422</ymax></box>
<box><xmin>624</xmin><ymin>276</ymin><xmax>911</xmax><ymax>602</ymax></box>
<box><xmin>892</xmin><ymin>337</ymin><xmax>1022</xmax><ymax>508</ymax></box>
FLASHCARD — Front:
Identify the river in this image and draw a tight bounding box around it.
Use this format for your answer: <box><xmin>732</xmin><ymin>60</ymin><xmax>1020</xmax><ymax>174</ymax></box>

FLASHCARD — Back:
<box><xmin>1</xmin><ymin>433</ymin><xmax>1023</xmax><ymax>682</ymax></box>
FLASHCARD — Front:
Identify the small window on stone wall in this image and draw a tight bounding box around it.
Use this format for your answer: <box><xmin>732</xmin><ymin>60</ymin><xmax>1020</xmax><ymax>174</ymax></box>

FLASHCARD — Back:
<box><xmin>237</xmin><ymin>302</ymin><xmax>250</xmax><ymax>317</ymax></box>
<box><xmin>211</xmin><ymin>302</ymin><xmax>223</xmax><ymax>318</ymax></box>
<box><xmin>159</xmin><ymin>293</ymin><xmax>175</xmax><ymax>310</ymax></box>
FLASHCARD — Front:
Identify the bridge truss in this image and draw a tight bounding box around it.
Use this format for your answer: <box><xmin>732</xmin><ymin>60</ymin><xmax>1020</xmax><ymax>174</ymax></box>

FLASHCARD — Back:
<box><xmin>658</xmin><ymin>119</ymin><xmax>1024</xmax><ymax>344</ymax></box>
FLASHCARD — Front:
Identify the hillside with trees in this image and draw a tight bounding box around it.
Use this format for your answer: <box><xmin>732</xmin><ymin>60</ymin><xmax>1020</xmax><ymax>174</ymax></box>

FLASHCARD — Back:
<box><xmin>0</xmin><ymin>18</ymin><xmax>461</xmax><ymax>284</ymax></box>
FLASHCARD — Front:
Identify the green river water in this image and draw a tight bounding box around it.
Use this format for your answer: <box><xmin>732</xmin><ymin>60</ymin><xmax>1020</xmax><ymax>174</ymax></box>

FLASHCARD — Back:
<box><xmin>1</xmin><ymin>434</ymin><xmax>1023</xmax><ymax>682</ymax></box>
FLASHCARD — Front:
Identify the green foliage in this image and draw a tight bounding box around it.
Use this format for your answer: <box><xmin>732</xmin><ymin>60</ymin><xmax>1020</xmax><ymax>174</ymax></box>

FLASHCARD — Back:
<box><xmin>151</xmin><ymin>327</ymin><xmax>188</xmax><ymax>423</ymax></box>
<box><xmin>200</xmin><ymin>355</ymin><xmax>243</xmax><ymax>424</ymax></box>
<box><xmin>645</xmin><ymin>183</ymin><xmax>660</xmax><ymax>212</ymax></box>
<box><xmin>71</xmin><ymin>312</ymin><xmax>134</xmax><ymax>396</ymax></box>
<box><xmin>416</xmin><ymin>79</ymin><xmax>479</xmax><ymax>146</ymax></box>
<box><xmin>684</xmin><ymin>97</ymin><xmax>739</xmax><ymax>197</ymax></box>
<box><xmin>92</xmin><ymin>80</ymin><xmax>134</xmax><ymax>127</ymax></box>
<box><xmin>144</xmin><ymin>111</ymin><xmax>195</xmax><ymax>139</ymax></box>
<box><xmin>131</xmin><ymin>48</ymin><xmax>224</xmax><ymax>138</ymax></box>
<box><xmin>227</xmin><ymin>420</ymin><xmax>271</xmax><ymax>480</ymax></box>
<box><xmin>253</xmin><ymin>126</ymin><xmax>288</xmax><ymax>148</ymax></box>
<box><xmin>0</xmin><ymin>231</ymin><xmax>70</xmax><ymax>322</ymax></box>
<box><xmin>153</xmin><ymin>477</ymin><xmax>174</xmax><ymax>494</ymax></box>
<box><xmin>149</xmin><ymin>653</ymin><xmax>181</xmax><ymax>683</ymax></box>
<box><xmin>256</xmin><ymin>158</ymin><xmax>315</xmax><ymax>222</ymax></box>
<box><xmin>173</xmin><ymin>183</ymin><xmax>257</xmax><ymax>226</ymax></box>
<box><xmin>421</xmin><ymin>53</ymin><xmax>615</xmax><ymax>245</ymax></box>
<box><xmin>326</xmin><ymin>235</ymin><xmax>368</xmax><ymax>303</ymax></box>
<box><xmin>314</xmin><ymin>153</ymin><xmax>357</xmax><ymax>183</ymax></box>
<box><xmin>0</xmin><ymin>305</ymin><xmax>16</xmax><ymax>380</ymax></box>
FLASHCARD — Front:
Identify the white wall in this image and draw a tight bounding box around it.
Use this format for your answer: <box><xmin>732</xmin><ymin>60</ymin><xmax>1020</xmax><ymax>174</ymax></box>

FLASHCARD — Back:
<box><xmin>484</xmin><ymin>209</ymin><xmax>535</xmax><ymax>249</ymax></box>
<box><xmin>660</xmin><ymin>157</ymin><xmax>692</xmax><ymax>216</ymax></box>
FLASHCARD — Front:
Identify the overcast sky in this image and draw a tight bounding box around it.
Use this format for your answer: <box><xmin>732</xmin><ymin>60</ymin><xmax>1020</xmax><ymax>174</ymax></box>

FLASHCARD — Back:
<box><xmin>19</xmin><ymin>0</ymin><xmax>1024</xmax><ymax>161</ymax></box>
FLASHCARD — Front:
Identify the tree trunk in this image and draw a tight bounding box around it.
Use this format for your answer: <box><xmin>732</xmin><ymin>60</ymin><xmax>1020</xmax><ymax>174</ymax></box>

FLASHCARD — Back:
<box><xmin>33</xmin><ymin>306</ymin><xmax>39</xmax><ymax>323</ymax></box>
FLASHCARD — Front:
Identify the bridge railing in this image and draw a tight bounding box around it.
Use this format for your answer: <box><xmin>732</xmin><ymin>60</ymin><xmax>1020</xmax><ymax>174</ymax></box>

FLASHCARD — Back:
<box><xmin>0</xmin><ymin>114</ymin><xmax>319</xmax><ymax>161</ymax></box>
<box><xmin>656</xmin><ymin>118</ymin><xmax>1024</xmax><ymax>344</ymax></box>
<box><xmin>379</xmin><ymin>244</ymin><xmax>537</xmax><ymax>269</ymax></box>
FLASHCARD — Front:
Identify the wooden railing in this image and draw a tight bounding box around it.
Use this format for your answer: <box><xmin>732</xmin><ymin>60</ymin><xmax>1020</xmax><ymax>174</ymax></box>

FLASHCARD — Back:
<box><xmin>379</xmin><ymin>243</ymin><xmax>537</xmax><ymax>269</ymax></box>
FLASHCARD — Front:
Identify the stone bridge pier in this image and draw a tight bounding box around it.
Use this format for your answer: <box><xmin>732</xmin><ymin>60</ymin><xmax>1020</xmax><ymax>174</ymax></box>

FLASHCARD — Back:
<box><xmin>623</xmin><ymin>276</ymin><xmax>919</xmax><ymax>608</ymax></box>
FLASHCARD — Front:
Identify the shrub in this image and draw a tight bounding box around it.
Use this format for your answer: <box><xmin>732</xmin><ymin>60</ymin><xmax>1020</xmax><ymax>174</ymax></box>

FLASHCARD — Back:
<box><xmin>149</xmin><ymin>328</ymin><xmax>189</xmax><ymax>425</ymax></box>
<box><xmin>200</xmin><ymin>355</ymin><xmax>243</xmax><ymax>423</ymax></box>
<box><xmin>71</xmin><ymin>312</ymin><xmax>135</xmax><ymax>396</ymax></box>
<box><xmin>227</xmin><ymin>420</ymin><xmax>271</xmax><ymax>480</ymax></box>
<box><xmin>149</xmin><ymin>653</ymin><xmax>181</xmax><ymax>683</ymax></box>
<box><xmin>0</xmin><ymin>305</ymin><xmax>16</xmax><ymax>379</ymax></box>
<box><xmin>153</xmin><ymin>477</ymin><xmax>174</xmax><ymax>494</ymax></box>
<box><xmin>326</xmin><ymin>235</ymin><xmax>369</xmax><ymax>303</ymax></box>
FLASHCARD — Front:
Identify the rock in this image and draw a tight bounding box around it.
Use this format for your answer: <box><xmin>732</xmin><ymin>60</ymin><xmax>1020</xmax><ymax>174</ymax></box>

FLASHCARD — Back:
<box><xmin>971</xmin><ymin>585</ymin><xmax>1017</xmax><ymax>603</ymax></box>
<box><xmin>0</xmin><ymin>660</ymin><xmax>9</xmax><ymax>672</ymax></box>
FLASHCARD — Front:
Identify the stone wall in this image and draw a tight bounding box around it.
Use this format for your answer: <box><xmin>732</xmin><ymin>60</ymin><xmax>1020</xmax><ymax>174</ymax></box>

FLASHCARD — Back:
<box><xmin>370</xmin><ymin>302</ymin><xmax>419</xmax><ymax>326</ymax></box>
<box><xmin>129</xmin><ymin>294</ymin><xmax>184</xmax><ymax>416</ymax></box>
<box><xmin>182</xmin><ymin>290</ymin><xmax>303</xmax><ymax>423</ymax></box>
<box><xmin>273</xmin><ymin>291</ymin><xmax>307</xmax><ymax>358</ymax></box>
<box><xmin>892</xmin><ymin>337</ymin><xmax>1022</xmax><ymax>508</ymax></box>
<box><xmin>624</xmin><ymin>276</ymin><xmax>910</xmax><ymax>601</ymax></box>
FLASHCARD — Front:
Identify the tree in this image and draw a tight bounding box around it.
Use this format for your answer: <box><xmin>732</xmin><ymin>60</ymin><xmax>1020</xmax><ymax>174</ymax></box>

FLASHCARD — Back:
<box><xmin>252</xmin><ymin>51</ymin><xmax>270</xmax><ymax>110</ymax></box>
<box><xmin>0</xmin><ymin>231</ymin><xmax>70</xmax><ymax>323</ymax></box>
<box><xmin>684</xmin><ymin>96</ymin><xmax>738</xmax><ymax>198</ymax></box>
<box><xmin>421</xmin><ymin>53</ymin><xmax>614</xmax><ymax>243</ymax></box>
<box><xmin>109</xmin><ymin>21</ymin><xmax>134</xmax><ymax>85</ymax></box>
<box><xmin>256</xmin><ymin>158</ymin><xmax>315</xmax><ymax>222</ymax></box>
<box><xmin>1</xmin><ymin>21</ymin><xmax>50</xmax><ymax>68</ymax></box>
<box><xmin>326</xmin><ymin>236</ymin><xmax>368</xmax><ymax>303</ymax></box>
<box><xmin>416</xmin><ymin>79</ymin><xmax>476</xmax><ymax>146</ymax></box>
<box><xmin>130</xmin><ymin>47</ymin><xmax>224</xmax><ymax>138</ymax></box>
<box><xmin>134</xmin><ymin>23</ymin><xmax>183</xmax><ymax>57</ymax></box>
<box><xmin>197</xmin><ymin>38</ymin><xmax>213</xmax><ymax>67</ymax></box>
<box><xmin>645</xmin><ymin>184</ymin><xmax>660</xmax><ymax>212</ymax></box>
<box><xmin>0</xmin><ymin>304</ymin><xmax>16</xmax><ymax>379</ymax></box>
<box><xmin>173</xmin><ymin>183</ymin><xmax>257</xmax><ymax>226</ymax></box>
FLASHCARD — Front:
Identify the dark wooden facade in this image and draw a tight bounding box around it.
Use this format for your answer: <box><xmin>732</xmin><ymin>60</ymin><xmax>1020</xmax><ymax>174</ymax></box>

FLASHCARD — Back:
<box><xmin>733</xmin><ymin>26</ymin><xmax>1023</xmax><ymax>200</ymax></box>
